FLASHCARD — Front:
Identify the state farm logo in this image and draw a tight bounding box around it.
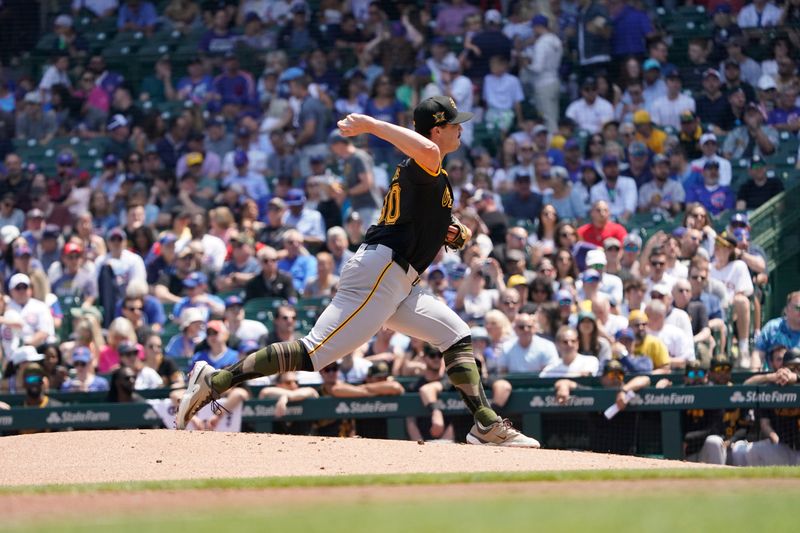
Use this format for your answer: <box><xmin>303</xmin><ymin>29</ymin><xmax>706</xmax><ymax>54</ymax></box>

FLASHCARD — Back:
<box><xmin>335</xmin><ymin>401</ymin><xmax>399</xmax><ymax>415</ymax></box>
<box><xmin>730</xmin><ymin>390</ymin><xmax>798</xmax><ymax>404</ymax></box>
<box><xmin>729</xmin><ymin>391</ymin><xmax>746</xmax><ymax>403</ymax></box>
<box><xmin>529</xmin><ymin>395</ymin><xmax>594</xmax><ymax>407</ymax></box>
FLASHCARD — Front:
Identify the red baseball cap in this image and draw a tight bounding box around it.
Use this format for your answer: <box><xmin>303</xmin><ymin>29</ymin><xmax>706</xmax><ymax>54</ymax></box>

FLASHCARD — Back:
<box><xmin>63</xmin><ymin>243</ymin><xmax>83</xmax><ymax>255</ymax></box>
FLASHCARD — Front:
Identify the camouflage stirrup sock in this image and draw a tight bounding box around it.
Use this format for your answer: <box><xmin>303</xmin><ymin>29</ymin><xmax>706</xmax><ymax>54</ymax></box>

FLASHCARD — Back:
<box><xmin>443</xmin><ymin>336</ymin><xmax>498</xmax><ymax>427</ymax></box>
<box><xmin>210</xmin><ymin>341</ymin><xmax>313</xmax><ymax>393</ymax></box>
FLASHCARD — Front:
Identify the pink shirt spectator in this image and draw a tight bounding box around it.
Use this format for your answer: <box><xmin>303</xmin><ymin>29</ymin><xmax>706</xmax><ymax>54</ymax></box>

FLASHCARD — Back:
<box><xmin>98</xmin><ymin>343</ymin><xmax>145</xmax><ymax>373</ymax></box>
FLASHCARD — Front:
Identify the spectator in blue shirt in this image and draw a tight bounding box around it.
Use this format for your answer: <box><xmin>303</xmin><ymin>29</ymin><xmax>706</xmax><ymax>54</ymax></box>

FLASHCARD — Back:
<box><xmin>611</xmin><ymin>1</ymin><xmax>654</xmax><ymax>59</ymax></box>
<box><xmin>172</xmin><ymin>271</ymin><xmax>226</xmax><ymax>322</ymax></box>
<box><xmin>189</xmin><ymin>320</ymin><xmax>239</xmax><ymax>370</ymax></box>
<box><xmin>684</xmin><ymin>160</ymin><xmax>735</xmax><ymax>216</ymax></box>
<box><xmin>222</xmin><ymin>150</ymin><xmax>269</xmax><ymax>201</ymax></box>
<box><xmin>199</xmin><ymin>8</ymin><xmax>238</xmax><ymax>55</ymax></box>
<box><xmin>118</xmin><ymin>0</ymin><xmax>158</xmax><ymax>35</ymax></box>
<box><xmin>176</xmin><ymin>57</ymin><xmax>214</xmax><ymax>106</ymax></box>
<box><xmin>754</xmin><ymin>291</ymin><xmax>800</xmax><ymax>369</ymax></box>
<box><xmin>215</xmin><ymin>233</ymin><xmax>260</xmax><ymax>292</ymax></box>
<box><xmin>278</xmin><ymin>228</ymin><xmax>318</xmax><ymax>294</ymax></box>
<box><xmin>212</xmin><ymin>54</ymin><xmax>258</xmax><ymax>112</ymax></box>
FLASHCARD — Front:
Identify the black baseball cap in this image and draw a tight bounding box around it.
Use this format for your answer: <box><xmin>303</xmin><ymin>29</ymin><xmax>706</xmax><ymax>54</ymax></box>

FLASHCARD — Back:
<box><xmin>413</xmin><ymin>95</ymin><xmax>473</xmax><ymax>135</ymax></box>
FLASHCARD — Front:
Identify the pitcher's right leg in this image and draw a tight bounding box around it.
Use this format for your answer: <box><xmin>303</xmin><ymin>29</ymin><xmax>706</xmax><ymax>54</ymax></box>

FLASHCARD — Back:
<box><xmin>177</xmin><ymin>246</ymin><xmax>414</xmax><ymax>429</ymax></box>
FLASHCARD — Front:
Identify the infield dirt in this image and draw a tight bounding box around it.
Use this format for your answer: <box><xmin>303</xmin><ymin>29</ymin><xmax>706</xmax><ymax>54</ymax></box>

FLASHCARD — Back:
<box><xmin>0</xmin><ymin>430</ymin><xmax>715</xmax><ymax>487</ymax></box>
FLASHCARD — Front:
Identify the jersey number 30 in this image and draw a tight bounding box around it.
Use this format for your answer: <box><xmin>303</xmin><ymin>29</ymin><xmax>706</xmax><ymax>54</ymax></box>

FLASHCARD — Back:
<box><xmin>378</xmin><ymin>183</ymin><xmax>401</xmax><ymax>225</ymax></box>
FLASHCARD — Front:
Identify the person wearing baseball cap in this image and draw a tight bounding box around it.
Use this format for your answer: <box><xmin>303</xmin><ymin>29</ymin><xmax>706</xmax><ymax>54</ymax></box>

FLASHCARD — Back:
<box><xmin>190</xmin><ymin>319</ymin><xmax>239</xmax><ymax>370</ymax></box>
<box><xmin>689</xmin><ymin>131</ymin><xmax>732</xmax><ymax>186</ymax></box>
<box><xmin>222</xmin><ymin>295</ymin><xmax>268</xmax><ymax>346</ymax></box>
<box><xmin>685</xmin><ymin>157</ymin><xmax>735</xmax><ymax>216</ymax></box>
<box><xmin>677</xmin><ymin>110</ymin><xmax>703</xmax><ymax>159</ymax></box>
<box><xmin>51</xmin><ymin>241</ymin><xmax>96</xmax><ymax>304</ymax></box>
<box><xmin>224</xmin><ymin>148</ymin><xmax>270</xmax><ymax>201</ymax></box>
<box><xmin>722</xmin><ymin>102</ymin><xmax>778</xmax><ymax>162</ymax></box>
<box><xmin>565</xmin><ymin>76</ymin><xmax>615</xmax><ymax>134</ymax></box>
<box><xmin>7</xmin><ymin>272</ymin><xmax>55</xmax><ymax>348</ymax></box>
<box><xmin>736</xmin><ymin>154</ymin><xmax>784</xmax><ymax>211</ymax></box>
<box><xmin>631</xmin><ymin>110</ymin><xmax>667</xmax><ymax>155</ymax></box>
<box><xmin>177</xmin><ymin>88</ymin><xmax>540</xmax><ymax>447</ymax></box>
<box><xmin>626</xmin><ymin>309</ymin><xmax>670</xmax><ymax>373</ymax></box>
<box><xmin>174</xmin><ymin>272</ymin><xmax>225</xmax><ymax>324</ymax></box>
<box><xmin>638</xmin><ymin>153</ymin><xmax>685</xmax><ymax>218</ymax></box>
<box><xmin>695</xmin><ymin>67</ymin><xmax>728</xmax><ymax>131</ymax></box>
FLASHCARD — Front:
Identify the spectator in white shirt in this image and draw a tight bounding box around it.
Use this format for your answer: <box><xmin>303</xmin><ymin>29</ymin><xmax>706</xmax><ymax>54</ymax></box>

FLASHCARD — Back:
<box><xmin>540</xmin><ymin>326</ymin><xmax>600</xmax><ymax>378</ymax></box>
<box><xmin>737</xmin><ymin>0</ymin><xmax>783</xmax><ymax>28</ymax></box>
<box><xmin>645</xmin><ymin>300</ymin><xmax>695</xmax><ymax>368</ymax></box>
<box><xmin>589</xmin><ymin>155</ymin><xmax>637</xmax><ymax>221</ymax></box>
<box><xmin>565</xmin><ymin>77</ymin><xmax>614</xmax><ymax>134</ymax></box>
<box><xmin>436</xmin><ymin>56</ymin><xmax>475</xmax><ymax>146</ymax></box>
<box><xmin>690</xmin><ymin>133</ymin><xmax>732</xmax><ymax>186</ymax></box>
<box><xmin>6</xmin><ymin>273</ymin><xmax>56</xmax><ymax>348</ymax></box>
<box><xmin>39</xmin><ymin>53</ymin><xmax>72</xmax><ymax>100</ymax></box>
<box><xmin>585</xmin><ymin>248</ymin><xmax>623</xmax><ymax>305</ymax></box>
<box><xmin>482</xmin><ymin>55</ymin><xmax>524</xmax><ymax>135</ymax></box>
<box><xmin>95</xmin><ymin>227</ymin><xmax>147</xmax><ymax>293</ymax></box>
<box><xmin>650</xmin><ymin>71</ymin><xmax>696</xmax><ymax>129</ymax></box>
<box><xmin>710</xmin><ymin>234</ymin><xmax>755</xmax><ymax>368</ymax></box>
<box><xmin>522</xmin><ymin>15</ymin><xmax>562</xmax><ymax>132</ymax></box>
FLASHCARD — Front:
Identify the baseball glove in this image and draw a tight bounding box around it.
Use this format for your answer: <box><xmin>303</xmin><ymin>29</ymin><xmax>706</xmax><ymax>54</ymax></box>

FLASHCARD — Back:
<box><xmin>444</xmin><ymin>215</ymin><xmax>472</xmax><ymax>251</ymax></box>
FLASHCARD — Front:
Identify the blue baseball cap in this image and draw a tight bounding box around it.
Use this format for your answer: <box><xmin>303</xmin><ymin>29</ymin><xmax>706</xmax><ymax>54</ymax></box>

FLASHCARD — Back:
<box><xmin>183</xmin><ymin>272</ymin><xmax>208</xmax><ymax>288</ymax></box>
<box><xmin>103</xmin><ymin>153</ymin><xmax>119</xmax><ymax>166</ymax></box>
<box><xmin>233</xmin><ymin>149</ymin><xmax>248</xmax><ymax>167</ymax></box>
<box><xmin>616</xmin><ymin>328</ymin><xmax>635</xmax><ymax>341</ymax></box>
<box><xmin>284</xmin><ymin>188</ymin><xmax>306</xmax><ymax>207</ymax></box>
<box><xmin>531</xmin><ymin>14</ymin><xmax>549</xmax><ymax>27</ymax></box>
<box><xmin>582</xmin><ymin>268</ymin><xmax>601</xmax><ymax>283</ymax></box>
<box><xmin>72</xmin><ymin>346</ymin><xmax>92</xmax><ymax>364</ymax></box>
<box><xmin>225</xmin><ymin>295</ymin><xmax>244</xmax><ymax>308</ymax></box>
<box><xmin>643</xmin><ymin>58</ymin><xmax>661</xmax><ymax>71</ymax></box>
<box><xmin>279</xmin><ymin>67</ymin><xmax>305</xmax><ymax>83</ymax></box>
<box><xmin>556</xmin><ymin>289</ymin><xmax>574</xmax><ymax>304</ymax></box>
<box><xmin>57</xmin><ymin>152</ymin><xmax>75</xmax><ymax>165</ymax></box>
<box><xmin>601</xmin><ymin>154</ymin><xmax>619</xmax><ymax>167</ymax></box>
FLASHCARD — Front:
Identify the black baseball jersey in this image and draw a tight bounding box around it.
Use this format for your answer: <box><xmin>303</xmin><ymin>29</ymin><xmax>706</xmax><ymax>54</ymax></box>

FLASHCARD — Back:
<box><xmin>364</xmin><ymin>158</ymin><xmax>453</xmax><ymax>273</ymax></box>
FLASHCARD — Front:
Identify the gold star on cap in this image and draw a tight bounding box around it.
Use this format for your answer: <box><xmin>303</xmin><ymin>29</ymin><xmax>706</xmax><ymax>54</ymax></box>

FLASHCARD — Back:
<box><xmin>433</xmin><ymin>111</ymin><xmax>446</xmax><ymax>124</ymax></box>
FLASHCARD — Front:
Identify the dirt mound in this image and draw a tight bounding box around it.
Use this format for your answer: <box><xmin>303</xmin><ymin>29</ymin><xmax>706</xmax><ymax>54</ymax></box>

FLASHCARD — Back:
<box><xmin>0</xmin><ymin>430</ymin><xmax>715</xmax><ymax>487</ymax></box>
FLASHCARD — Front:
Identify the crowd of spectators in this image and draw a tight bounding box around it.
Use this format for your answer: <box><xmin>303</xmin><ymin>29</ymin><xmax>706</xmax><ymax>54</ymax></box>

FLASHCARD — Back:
<box><xmin>0</xmin><ymin>1</ymin><xmax>798</xmax><ymax>457</ymax></box>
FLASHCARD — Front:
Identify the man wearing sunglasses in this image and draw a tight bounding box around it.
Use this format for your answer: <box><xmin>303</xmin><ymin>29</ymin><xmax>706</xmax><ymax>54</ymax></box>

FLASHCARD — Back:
<box><xmin>498</xmin><ymin>313</ymin><xmax>558</xmax><ymax>375</ymax></box>
<box><xmin>18</xmin><ymin>363</ymin><xmax>62</xmax><ymax>435</ymax></box>
<box><xmin>6</xmin><ymin>273</ymin><xmax>55</xmax><ymax>349</ymax></box>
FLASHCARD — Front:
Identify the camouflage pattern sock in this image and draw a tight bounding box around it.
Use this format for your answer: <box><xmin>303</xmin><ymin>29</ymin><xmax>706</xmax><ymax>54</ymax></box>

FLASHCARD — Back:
<box><xmin>443</xmin><ymin>336</ymin><xmax>498</xmax><ymax>427</ymax></box>
<box><xmin>210</xmin><ymin>341</ymin><xmax>311</xmax><ymax>393</ymax></box>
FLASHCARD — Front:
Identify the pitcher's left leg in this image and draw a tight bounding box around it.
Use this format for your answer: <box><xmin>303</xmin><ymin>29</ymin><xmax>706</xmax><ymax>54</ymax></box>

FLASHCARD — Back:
<box><xmin>385</xmin><ymin>286</ymin><xmax>539</xmax><ymax>447</ymax></box>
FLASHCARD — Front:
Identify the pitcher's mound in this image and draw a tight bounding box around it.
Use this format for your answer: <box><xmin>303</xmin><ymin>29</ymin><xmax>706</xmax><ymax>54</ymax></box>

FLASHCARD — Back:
<box><xmin>0</xmin><ymin>430</ymin><xmax>716</xmax><ymax>486</ymax></box>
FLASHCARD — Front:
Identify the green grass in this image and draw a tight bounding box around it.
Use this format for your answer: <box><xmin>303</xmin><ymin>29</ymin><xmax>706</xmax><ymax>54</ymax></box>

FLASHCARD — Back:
<box><xmin>2</xmin><ymin>466</ymin><xmax>800</xmax><ymax>495</ymax></box>
<box><xmin>8</xmin><ymin>488</ymin><xmax>798</xmax><ymax>533</ymax></box>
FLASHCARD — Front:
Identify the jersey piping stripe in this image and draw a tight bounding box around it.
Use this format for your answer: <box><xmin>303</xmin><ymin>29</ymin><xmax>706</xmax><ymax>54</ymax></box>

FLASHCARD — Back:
<box><xmin>307</xmin><ymin>260</ymin><xmax>394</xmax><ymax>356</ymax></box>
<box><xmin>413</xmin><ymin>158</ymin><xmax>441</xmax><ymax>176</ymax></box>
